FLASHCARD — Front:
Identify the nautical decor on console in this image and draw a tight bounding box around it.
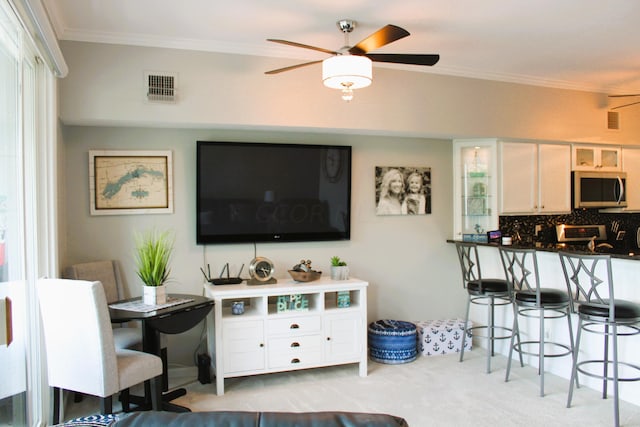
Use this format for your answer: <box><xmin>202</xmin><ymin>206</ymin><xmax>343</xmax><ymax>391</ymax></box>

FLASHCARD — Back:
<box><xmin>276</xmin><ymin>294</ymin><xmax>309</xmax><ymax>313</ymax></box>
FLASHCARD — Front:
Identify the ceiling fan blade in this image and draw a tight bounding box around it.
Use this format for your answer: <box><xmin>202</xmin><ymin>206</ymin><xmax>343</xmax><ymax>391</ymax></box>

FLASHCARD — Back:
<box><xmin>349</xmin><ymin>24</ymin><xmax>410</xmax><ymax>55</ymax></box>
<box><xmin>265</xmin><ymin>60</ymin><xmax>323</xmax><ymax>75</ymax></box>
<box><xmin>267</xmin><ymin>39</ymin><xmax>338</xmax><ymax>55</ymax></box>
<box><xmin>611</xmin><ymin>100</ymin><xmax>640</xmax><ymax>110</ymax></box>
<box><xmin>366</xmin><ymin>53</ymin><xmax>440</xmax><ymax>66</ymax></box>
<box><xmin>609</xmin><ymin>94</ymin><xmax>640</xmax><ymax>98</ymax></box>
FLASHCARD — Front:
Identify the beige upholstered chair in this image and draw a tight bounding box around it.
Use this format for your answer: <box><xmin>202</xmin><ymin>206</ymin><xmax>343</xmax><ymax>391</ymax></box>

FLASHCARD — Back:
<box><xmin>63</xmin><ymin>261</ymin><xmax>141</xmax><ymax>349</ymax></box>
<box><xmin>37</xmin><ymin>278</ymin><xmax>163</xmax><ymax>423</ymax></box>
<box><xmin>63</xmin><ymin>260</ymin><xmax>169</xmax><ymax>390</ymax></box>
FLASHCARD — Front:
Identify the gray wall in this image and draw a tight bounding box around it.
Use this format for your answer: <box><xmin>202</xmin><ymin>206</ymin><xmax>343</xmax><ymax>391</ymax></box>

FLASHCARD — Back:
<box><xmin>57</xmin><ymin>41</ymin><xmax>640</xmax><ymax>366</ymax></box>
<box><xmin>61</xmin><ymin>126</ymin><xmax>459</xmax><ymax>365</ymax></box>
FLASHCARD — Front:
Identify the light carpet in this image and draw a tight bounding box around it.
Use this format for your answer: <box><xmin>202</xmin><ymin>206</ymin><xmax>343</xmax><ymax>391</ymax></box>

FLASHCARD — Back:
<box><xmin>65</xmin><ymin>349</ymin><xmax>640</xmax><ymax>426</ymax></box>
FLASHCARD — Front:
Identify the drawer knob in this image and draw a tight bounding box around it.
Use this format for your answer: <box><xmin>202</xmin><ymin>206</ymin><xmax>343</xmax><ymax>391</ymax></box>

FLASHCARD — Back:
<box><xmin>291</xmin><ymin>358</ymin><xmax>300</xmax><ymax>364</ymax></box>
<box><xmin>326</xmin><ymin>337</ymin><xmax>331</xmax><ymax>341</ymax></box>
<box><xmin>291</xmin><ymin>342</ymin><xmax>300</xmax><ymax>347</ymax></box>
<box><xmin>259</xmin><ymin>343</ymin><xmax>264</xmax><ymax>347</ymax></box>
<box><xmin>290</xmin><ymin>323</ymin><xmax>300</xmax><ymax>329</ymax></box>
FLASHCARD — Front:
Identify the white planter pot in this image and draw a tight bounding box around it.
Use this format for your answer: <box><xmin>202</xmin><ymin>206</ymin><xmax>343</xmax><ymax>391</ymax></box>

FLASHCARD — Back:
<box><xmin>330</xmin><ymin>266</ymin><xmax>349</xmax><ymax>281</ymax></box>
<box><xmin>143</xmin><ymin>284</ymin><xmax>167</xmax><ymax>305</ymax></box>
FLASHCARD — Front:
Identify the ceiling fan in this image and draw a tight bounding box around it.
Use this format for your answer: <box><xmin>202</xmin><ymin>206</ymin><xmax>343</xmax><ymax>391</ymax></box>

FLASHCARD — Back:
<box><xmin>265</xmin><ymin>19</ymin><xmax>440</xmax><ymax>100</ymax></box>
<box><xmin>608</xmin><ymin>94</ymin><xmax>640</xmax><ymax>110</ymax></box>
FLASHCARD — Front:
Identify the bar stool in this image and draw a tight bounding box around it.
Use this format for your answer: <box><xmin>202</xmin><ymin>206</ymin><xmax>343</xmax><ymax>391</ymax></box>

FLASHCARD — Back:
<box><xmin>559</xmin><ymin>252</ymin><xmax>640</xmax><ymax>427</ymax></box>
<box><xmin>499</xmin><ymin>247</ymin><xmax>575</xmax><ymax>396</ymax></box>
<box><xmin>455</xmin><ymin>242</ymin><xmax>513</xmax><ymax>373</ymax></box>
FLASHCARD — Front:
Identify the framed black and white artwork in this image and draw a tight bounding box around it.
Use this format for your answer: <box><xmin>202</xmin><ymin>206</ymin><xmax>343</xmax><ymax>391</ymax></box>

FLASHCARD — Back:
<box><xmin>375</xmin><ymin>166</ymin><xmax>431</xmax><ymax>215</ymax></box>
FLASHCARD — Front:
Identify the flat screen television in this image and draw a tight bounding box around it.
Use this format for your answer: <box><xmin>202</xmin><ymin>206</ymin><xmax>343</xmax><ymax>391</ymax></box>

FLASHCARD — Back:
<box><xmin>196</xmin><ymin>141</ymin><xmax>351</xmax><ymax>244</ymax></box>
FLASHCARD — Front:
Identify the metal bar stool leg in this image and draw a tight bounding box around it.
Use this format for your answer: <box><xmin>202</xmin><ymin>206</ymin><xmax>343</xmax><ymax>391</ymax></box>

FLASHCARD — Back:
<box><xmin>612</xmin><ymin>324</ymin><xmax>620</xmax><ymax>427</ymax></box>
<box><xmin>603</xmin><ymin>324</ymin><xmax>609</xmax><ymax>399</ymax></box>
<box><xmin>567</xmin><ymin>317</ymin><xmax>583</xmax><ymax>408</ymax></box>
<box><xmin>486</xmin><ymin>296</ymin><xmax>494</xmax><ymax>373</ymax></box>
<box><xmin>505</xmin><ymin>302</ymin><xmax>523</xmax><ymax>382</ymax></box>
<box><xmin>460</xmin><ymin>296</ymin><xmax>471</xmax><ymax>363</ymax></box>
<box><xmin>566</xmin><ymin>306</ymin><xmax>579</xmax><ymax>389</ymax></box>
<box><xmin>539</xmin><ymin>307</ymin><xmax>545</xmax><ymax>397</ymax></box>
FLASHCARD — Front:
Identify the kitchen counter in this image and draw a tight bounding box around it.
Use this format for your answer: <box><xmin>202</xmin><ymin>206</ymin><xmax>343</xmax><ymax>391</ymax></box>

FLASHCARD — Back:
<box><xmin>447</xmin><ymin>239</ymin><xmax>640</xmax><ymax>260</ymax></box>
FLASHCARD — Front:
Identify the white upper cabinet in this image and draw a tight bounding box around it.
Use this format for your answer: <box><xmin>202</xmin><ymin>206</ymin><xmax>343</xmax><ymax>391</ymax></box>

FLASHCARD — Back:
<box><xmin>538</xmin><ymin>144</ymin><xmax>572</xmax><ymax>212</ymax></box>
<box><xmin>572</xmin><ymin>145</ymin><xmax>621</xmax><ymax>171</ymax></box>
<box><xmin>622</xmin><ymin>148</ymin><xmax>640</xmax><ymax>210</ymax></box>
<box><xmin>500</xmin><ymin>142</ymin><xmax>571</xmax><ymax>215</ymax></box>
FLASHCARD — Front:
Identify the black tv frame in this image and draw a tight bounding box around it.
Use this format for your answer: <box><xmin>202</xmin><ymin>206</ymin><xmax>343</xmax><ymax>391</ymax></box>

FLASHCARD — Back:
<box><xmin>196</xmin><ymin>141</ymin><xmax>351</xmax><ymax>244</ymax></box>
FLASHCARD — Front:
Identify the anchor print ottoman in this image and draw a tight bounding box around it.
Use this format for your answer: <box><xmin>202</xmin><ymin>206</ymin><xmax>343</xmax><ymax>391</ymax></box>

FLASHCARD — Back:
<box><xmin>415</xmin><ymin>319</ymin><xmax>472</xmax><ymax>356</ymax></box>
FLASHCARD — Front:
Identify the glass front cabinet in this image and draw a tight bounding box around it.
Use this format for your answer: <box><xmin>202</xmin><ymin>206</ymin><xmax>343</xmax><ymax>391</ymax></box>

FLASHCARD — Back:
<box><xmin>453</xmin><ymin>139</ymin><xmax>499</xmax><ymax>240</ymax></box>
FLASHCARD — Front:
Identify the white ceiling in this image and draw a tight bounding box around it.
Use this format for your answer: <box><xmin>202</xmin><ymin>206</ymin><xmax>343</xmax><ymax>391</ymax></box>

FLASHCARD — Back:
<box><xmin>43</xmin><ymin>0</ymin><xmax>640</xmax><ymax>98</ymax></box>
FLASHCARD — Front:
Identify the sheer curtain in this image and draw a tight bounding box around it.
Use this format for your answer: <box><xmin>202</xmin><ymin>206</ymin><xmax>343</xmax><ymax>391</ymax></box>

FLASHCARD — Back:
<box><xmin>0</xmin><ymin>5</ymin><xmax>27</xmax><ymax>424</ymax></box>
<box><xmin>0</xmin><ymin>0</ymin><xmax>60</xmax><ymax>425</ymax></box>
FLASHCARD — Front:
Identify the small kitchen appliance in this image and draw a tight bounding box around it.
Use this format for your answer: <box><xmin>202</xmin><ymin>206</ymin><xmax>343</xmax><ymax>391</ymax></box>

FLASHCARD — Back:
<box><xmin>572</xmin><ymin>171</ymin><xmax>627</xmax><ymax>208</ymax></box>
<box><xmin>556</xmin><ymin>224</ymin><xmax>607</xmax><ymax>243</ymax></box>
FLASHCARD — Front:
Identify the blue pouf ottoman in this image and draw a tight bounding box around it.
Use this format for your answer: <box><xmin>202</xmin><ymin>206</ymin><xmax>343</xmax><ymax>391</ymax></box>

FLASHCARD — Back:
<box><xmin>368</xmin><ymin>320</ymin><xmax>417</xmax><ymax>364</ymax></box>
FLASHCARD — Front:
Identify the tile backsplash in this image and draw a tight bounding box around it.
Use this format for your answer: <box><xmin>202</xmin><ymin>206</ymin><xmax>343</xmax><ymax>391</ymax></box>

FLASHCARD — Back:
<box><xmin>499</xmin><ymin>210</ymin><xmax>640</xmax><ymax>251</ymax></box>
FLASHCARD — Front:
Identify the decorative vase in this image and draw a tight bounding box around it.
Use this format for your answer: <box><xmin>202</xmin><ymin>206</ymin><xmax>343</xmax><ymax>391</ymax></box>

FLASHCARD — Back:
<box><xmin>330</xmin><ymin>266</ymin><xmax>349</xmax><ymax>281</ymax></box>
<box><xmin>143</xmin><ymin>284</ymin><xmax>167</xmax><ymax>305</ymax></box>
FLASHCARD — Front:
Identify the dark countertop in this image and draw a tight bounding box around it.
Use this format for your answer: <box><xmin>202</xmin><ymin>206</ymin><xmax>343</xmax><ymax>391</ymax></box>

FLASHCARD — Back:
<box><xmin>447</xmin><ymin>239</ymin><xmax>640</xmax><ymax>261</ymax></box>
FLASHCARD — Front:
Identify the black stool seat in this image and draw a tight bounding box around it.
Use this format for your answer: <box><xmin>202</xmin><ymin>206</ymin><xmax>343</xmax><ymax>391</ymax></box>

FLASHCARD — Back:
<box><xmin>467</xmin><ymin>279</ymin><xmax>509</xmax><ymax>295</ymax></box>
<box><xmin>579</xmin><ymin>299</ymin><xmax>640</xmax><ymax>320</ymax></box>
<box><xmin>515</xmin><ymin>288</ymin><xmax>569</xmax><ymax>305</ymax></box>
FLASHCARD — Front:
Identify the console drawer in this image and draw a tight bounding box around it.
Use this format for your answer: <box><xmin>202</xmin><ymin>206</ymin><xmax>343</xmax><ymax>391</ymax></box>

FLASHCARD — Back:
<box><xmin>268</xmin><ymin>315</ymin><xmax>321</xmax><ymax>335</ymax></box>
<box><xmin>268</xmin><ymin>335</ymin><xmax>323</xmax><ymax>369</ymax></box>
<box><xmin>268</xmin><ymin>334</ymin><xmax>323</xmax><ymax>354</ymax></box>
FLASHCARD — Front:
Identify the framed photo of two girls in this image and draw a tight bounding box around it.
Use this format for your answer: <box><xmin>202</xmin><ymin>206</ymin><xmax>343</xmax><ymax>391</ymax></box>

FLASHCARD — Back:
<box><xmin>375</xmin><ymin>166</ymin><xmax>431</xmax><ymax>216</ymax></box>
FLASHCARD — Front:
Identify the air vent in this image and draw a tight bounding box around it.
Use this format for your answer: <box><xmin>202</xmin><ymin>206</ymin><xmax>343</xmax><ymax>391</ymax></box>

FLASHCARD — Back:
<box><xmin>145</xmin><ymin>72</ymin><xmax>177</xmax><ymax>102</ymax></box>
<box><xmin>607</xmin><ymin>110</ymin><xmax>620</xmax><ymax>130</ymax></box>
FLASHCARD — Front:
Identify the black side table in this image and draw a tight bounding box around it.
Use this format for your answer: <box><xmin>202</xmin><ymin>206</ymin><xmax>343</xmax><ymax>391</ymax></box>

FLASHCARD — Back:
<box><xmin>109</xmin><ymin>293</ymin><xmax>214</xmax><ymax>412</ymax></box>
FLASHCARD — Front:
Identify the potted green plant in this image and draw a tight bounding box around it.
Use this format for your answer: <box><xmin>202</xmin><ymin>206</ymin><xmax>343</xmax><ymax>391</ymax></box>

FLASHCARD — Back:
<box><xmin>134</xmin><ymin>229</ymin><xmax>174</xmax><ymax>305</ymax></box>
<box><xmin>330</xmin><ymin>256</ymin><xmax>349</xmax><ymax>280</ymax></box>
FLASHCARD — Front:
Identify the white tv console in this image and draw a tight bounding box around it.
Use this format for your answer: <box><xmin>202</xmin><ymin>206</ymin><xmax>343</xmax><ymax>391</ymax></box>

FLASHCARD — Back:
<box><xmin>204</xmin><ymin>277</ymin><xmax>368</xmax><ymax>395</ymax></box>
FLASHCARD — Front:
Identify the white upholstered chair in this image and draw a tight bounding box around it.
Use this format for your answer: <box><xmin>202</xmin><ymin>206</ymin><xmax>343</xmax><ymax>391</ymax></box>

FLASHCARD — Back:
<box><xmin>37</xmin><ymin>278</ymin><xmax>163</xmax><ymax>424</ymax></box>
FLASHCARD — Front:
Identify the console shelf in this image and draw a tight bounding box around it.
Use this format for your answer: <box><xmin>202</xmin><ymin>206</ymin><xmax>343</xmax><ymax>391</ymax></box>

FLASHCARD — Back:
<box><xmin>204</xmin><ymin>277</ymin><xmax>368</xmax><ymax>395</ymax></box>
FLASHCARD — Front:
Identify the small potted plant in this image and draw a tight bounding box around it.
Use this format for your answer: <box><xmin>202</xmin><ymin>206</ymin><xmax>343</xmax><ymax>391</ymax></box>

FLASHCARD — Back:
<box><xmin>134</xmin><ymin>229</ymin><xmax>174</xmax><ymax>305</ymax></box>
<box><xmin>330</xmin><ymin>256</ymin><xmax>349</xmax><ymax>281</ymax></box>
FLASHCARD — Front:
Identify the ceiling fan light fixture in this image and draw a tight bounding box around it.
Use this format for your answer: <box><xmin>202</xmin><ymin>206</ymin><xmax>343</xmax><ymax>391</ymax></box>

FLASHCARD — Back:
<box><xmin>341</xmin><ymin>85</ymin><xmax>354</xmax><ymax>102</ymax></box>
<box><xmin>322</xmin><ymin>55</ymin><xmax>372</xmax><ymax>90</ymax></box>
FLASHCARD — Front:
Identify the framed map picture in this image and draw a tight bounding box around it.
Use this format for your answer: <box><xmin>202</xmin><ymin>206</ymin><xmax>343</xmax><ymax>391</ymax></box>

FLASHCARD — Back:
<box><xmin>89</xmin><ymin>150</ymin><xmax>173</xmax><ymax>215</ymax></box>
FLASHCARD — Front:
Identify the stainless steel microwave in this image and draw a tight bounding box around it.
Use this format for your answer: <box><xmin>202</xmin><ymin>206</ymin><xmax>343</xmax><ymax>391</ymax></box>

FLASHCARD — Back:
<box><xmin>572</xmin><ymin>171</ymin><xmax>627</xmax><ymax>208</ymax></box>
